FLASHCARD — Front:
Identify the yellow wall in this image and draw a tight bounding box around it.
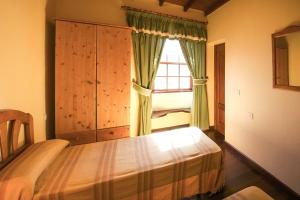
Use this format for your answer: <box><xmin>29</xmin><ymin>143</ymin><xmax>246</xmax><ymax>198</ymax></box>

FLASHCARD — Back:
<box><xmin>207</xmin><ymin>0</ymin><xmax>300</xmax><ymax>193</ymax></box>
<box><xmin>50</xmin><ymin>0</ymin><xmax>207</xmax><ymax>135</ymax></box>
<box><xmin>287</xmin><ymin>32</ymin><xmax>300</xmax><ymax>86</ymax></box>
<box><xmin>0</xmin><ymin>0</ymin><xmax>47</xmax><ymax>142</ymax></box>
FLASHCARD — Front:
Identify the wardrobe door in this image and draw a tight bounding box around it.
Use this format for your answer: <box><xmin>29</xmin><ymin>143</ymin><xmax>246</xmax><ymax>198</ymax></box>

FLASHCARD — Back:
<box><xmin>97</xmin><ymin>126</ymin><xmax>130</xmax><ymax>141</ymax></box>
<box><xmin>97</xmin><ymin>25</ymin><xmax>131</xmax><ymax>140</ymax></box>
<box><xmin>55</xmin><ymin>20</ymin><xmax>97</xmax><ymax>145</ymax></box>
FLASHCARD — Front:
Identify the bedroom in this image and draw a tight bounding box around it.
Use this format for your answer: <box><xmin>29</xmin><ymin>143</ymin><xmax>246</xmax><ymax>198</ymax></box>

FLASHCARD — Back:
<box><xmin>0</xmin><ymin>0</ymin><xmax>299</xmax><ymax>199</ymax></box>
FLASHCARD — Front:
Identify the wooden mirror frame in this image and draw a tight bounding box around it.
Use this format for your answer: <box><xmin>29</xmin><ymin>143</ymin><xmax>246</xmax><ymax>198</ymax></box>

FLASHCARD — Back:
<box><xmin>272</xmin><ymin>25</ymin><xmax>300</xmax><ymax>91</ymax></box>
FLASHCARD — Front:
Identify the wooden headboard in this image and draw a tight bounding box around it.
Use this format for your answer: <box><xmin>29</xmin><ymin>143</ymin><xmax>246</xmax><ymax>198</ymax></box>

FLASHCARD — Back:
<box><xmin>0</xmin><ymin>110</ymin><xmax>34</xmax><ymax>170</ymax></box>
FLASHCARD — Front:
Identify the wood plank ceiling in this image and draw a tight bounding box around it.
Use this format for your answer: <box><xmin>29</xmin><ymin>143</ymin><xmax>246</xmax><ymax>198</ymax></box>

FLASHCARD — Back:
<box><xmin>159</xmin><ymin>0</ymin><xmax>230</xmax><ymax>15</ymax></box>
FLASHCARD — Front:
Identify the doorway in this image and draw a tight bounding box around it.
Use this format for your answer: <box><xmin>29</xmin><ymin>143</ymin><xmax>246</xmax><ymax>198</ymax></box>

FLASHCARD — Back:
<box><xmin>214</xmin><ymin>43</ymin><xmax>225</xmax><ymax>135</ymax></box>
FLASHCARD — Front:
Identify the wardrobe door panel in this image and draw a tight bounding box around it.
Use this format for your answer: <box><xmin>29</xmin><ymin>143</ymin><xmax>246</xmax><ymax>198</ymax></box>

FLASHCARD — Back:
<box><xmin>97</xmin><ymin>26</ymin><xmax>131</xmax><ymax>129</ymax></box>
<box><xmin>55</xmin><ymin>21</ymin><xmax>97</xmax><ymax>140</ymax></box>
<box><xmin>96</xmin><ymin>126</ymin><xmax>130</xmax><ymax>141</ymax></box>
<box><xmin>58</xmin><ymin>130</ymin><xmax>96</xmax><ymax>145</ymax></box>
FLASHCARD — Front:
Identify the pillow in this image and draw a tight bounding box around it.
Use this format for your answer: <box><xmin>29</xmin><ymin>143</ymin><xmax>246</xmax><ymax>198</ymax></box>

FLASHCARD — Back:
<box><xmin>0</xmin><ymin>139</ymin><xmax>69</xmax><ymax>200</ymax></box>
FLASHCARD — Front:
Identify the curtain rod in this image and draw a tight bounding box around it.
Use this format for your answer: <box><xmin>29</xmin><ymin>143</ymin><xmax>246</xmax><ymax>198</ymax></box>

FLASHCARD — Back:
<box><xmin>121</xmin><ymin>6</ymin><xmax>208</xmax><ymax>25</ymax></box>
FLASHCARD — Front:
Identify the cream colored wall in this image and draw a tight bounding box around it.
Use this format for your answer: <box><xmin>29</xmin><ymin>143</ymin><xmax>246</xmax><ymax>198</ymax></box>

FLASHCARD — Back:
<box><xmin>287</xmin><ymin>32</ymin><xmax>300</xmax><ymax>86</ymax></box>
<box><xmin>51</xmin><ymin>0</ymin><xmax>206</xmax><ymax>26</ymax></box>
<box><xmin>53</xmin><ymin>0</ymin><xmax>126</xmax><ymax>26</ymax></box>
<box><xmin>207</xmin><ymin>0</ymin><xmax>300</xmax><ymax>194</ymax></box>
<box><xmin>51</xmin><ymin>0</ymin><xmax>206</xmax><ymax>135</ymax></box>
<box><xmin>0</xmin><ymin>0</ymin><xmax>47</xmax><ymax>142</ymax></box>
<box><xmin>152</xmin><ymin>112</ymin><xmax>191</xmax><ymax>130</ymax></box>
<box><xmin>152</xmin><ymin>92</ymin><xmax>192</xmax><ymax>130</ymax></box>
<box><xmin>152</xmin><ymin>92</ymin><xmax>193</xmax><ymax>111</ymax></box>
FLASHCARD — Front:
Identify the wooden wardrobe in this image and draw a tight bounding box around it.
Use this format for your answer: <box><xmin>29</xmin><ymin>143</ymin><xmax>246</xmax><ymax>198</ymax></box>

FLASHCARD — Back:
<box><xmin>55</xmin><ymin>20</ymin><xmax>131</xmax><ymax>145</ymax></box>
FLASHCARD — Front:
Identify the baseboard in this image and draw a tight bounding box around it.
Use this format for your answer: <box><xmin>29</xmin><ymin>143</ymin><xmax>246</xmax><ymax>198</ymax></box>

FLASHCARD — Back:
<box><xmin>203</xmin><ymin>126</ymin><xmax>215</xmax><ymax>133</ymax></box>
<box><xmin>224</xmin><ymin>141</ymin><xmax>300</xmax><ymax>198</ymax></box>
<box><xmin>152</xmin><ymin>124</ymin><xmax>190</xmax><ymax>133</ymax></box>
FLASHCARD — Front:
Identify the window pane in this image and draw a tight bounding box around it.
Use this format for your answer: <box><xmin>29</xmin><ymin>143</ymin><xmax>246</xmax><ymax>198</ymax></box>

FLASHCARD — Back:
<box><xmin>154</xmin><ymin>77</ymin><xmax>167</xmax><ymax>90</ymax></box>
<box><xmin>168</xmin><ymin>77</ymin><xmax>179</xmax><ymax>89</ymax></box>
<box><xmin>167</xmin><ymin>53</ymin><xmax>179</xmax><ymax>62</ymax></box>
<box><xmin>168</xmin><ymin>64</ymin><xmax>179</xmax><ymax>76</ymax></box>
<box><xmin>157</xmin><ymin>64</ymin><xmax>167</xmax><ymax>76</ymax></box>
<box><xmin>160</xmin><ymin>52</ymin><xmax>167</xmax><ymax>62</ymax></box>
<box><xmin>155</xmin><ymin>39</ymin><xmax>192</xmax><ymax>92</ymax></box>
<box><xmin>179</xmin><ymin>52</ymin><xmax>186</xmax><ymax>63</ymax></box>
<box><xmin>180</xmin><ymin>77</ymin><xmax>191</xmax><ymax>89</ymax></box>
<box><xmin>162</xmin><ymin>39</ymin><xmax>182</xmax><ymax>62</ymax></box>
<box><xmin>180</xmin><ymin>65</ymin><xmax>190</xmax><ymax>76</ymax></box>
<box><xmin>164</xmin><ymin>39</ymin><xmax>180</xmax><ymax>52</ymax></box>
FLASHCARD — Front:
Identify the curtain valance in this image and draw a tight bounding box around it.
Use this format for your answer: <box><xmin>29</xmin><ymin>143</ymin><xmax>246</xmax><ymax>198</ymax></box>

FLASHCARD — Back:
<box><xmin>126</xmin><ymin>10</ymin><xmax>207</xmax><ymax>42</ymax></box>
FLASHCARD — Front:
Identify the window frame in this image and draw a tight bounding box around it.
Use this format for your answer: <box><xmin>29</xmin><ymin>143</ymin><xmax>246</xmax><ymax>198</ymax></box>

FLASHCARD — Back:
<box><xmin>153</xmin><ymin>60</ymin><xmax>193</xmax><ymax>94</ymax></box>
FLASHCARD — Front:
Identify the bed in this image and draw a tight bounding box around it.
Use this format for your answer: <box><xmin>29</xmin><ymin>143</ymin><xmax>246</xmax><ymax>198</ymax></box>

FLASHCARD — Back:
<box><xmin>0</xmin><ymin>110</ymin><xmax>224</xmax><ymax>200</ymax></box>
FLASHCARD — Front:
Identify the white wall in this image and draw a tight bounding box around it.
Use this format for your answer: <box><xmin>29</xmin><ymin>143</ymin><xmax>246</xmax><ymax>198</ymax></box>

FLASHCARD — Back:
<box><xmin>207</xmin><ymin>0</ymin><xmax>300</xmax><ymax>194</ymax></box>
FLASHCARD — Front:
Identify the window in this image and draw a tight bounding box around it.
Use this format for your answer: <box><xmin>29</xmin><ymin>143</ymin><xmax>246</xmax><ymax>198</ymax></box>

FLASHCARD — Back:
<box><xmin>154</xmin><ymin>39</ymin><xmax>192</xmax><ymax>93</ymax></box>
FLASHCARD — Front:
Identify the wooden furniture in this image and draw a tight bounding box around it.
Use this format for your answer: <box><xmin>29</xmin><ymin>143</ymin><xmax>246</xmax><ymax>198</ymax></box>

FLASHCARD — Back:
<box><xmin>0</xmin><ymin>110</ymin><xmax>224</xmax><ymax>200</ymax></box>
<box><xmin>224</xmin><ymin>186</ymin><xmax>273</xmax><ymax>200</ymax></box>
<box><xmin>133</xmin><ymin>0</ymin><xmax>229</xmax><ymax>15</ymax></box>
<box><xmin>1</xmin><ymin>110</ymin><xmax>298</xmax><ymax>200</ymax></box>
<box><xmin>96</xmin><ymin>126</ymin><xmax>130</xmax><ymax>141</ymax></box>
<box><xmin>272</xmin><ymin>25</ymin><xmax>300</xmax><ymax>91</ymax></box>
<box><xmin>0</xmin><ymin>110</ymin><xmax>34</xmax><ymax>170</ymax></box>
<box><xmin>152</xmin><ymin>108</ymin><xmax>191</xmax><ymax>119</ymax></box>
<box><xmin>55</xmin><ymin>20</ymin><xmax>131</xmax><ymax>145</ymax></box>
<box><xmin>96</xmin><ymin>26</ymin><xmax>131</xmax><ymax>136</ymax></box>
<box><xmin>162</xmin><ymin>0</ymin><xmax>230</xmax><ymax>14</ymax></box>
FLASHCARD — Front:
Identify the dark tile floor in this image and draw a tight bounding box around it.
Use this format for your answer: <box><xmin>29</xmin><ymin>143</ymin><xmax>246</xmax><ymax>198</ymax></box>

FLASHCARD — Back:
<box><xmin>185</xmin><ymin>130</ymin><xmax>298</xmax><ymax>200</ymax></box>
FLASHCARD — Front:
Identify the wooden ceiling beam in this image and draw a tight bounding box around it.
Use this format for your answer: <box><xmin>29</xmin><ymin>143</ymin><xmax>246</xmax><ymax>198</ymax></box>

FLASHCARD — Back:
<box><xmin>122</xmin><ymin>6</ymin><xmax>208</xmax><ymax>24</ymax></box>
<box><xmin>159</xmin><ymin>0</ymin><xmax>165</xmax><ymax>6</ymax></box>
<box><xmin>183</xmin><ymin>0</ymin><xmax>196</xmax><ymax>12</ymax></box>
<box><xmin>205</xmin><ymin>0</ymin><xmax>230</xmax><ymax>15</ymax></box>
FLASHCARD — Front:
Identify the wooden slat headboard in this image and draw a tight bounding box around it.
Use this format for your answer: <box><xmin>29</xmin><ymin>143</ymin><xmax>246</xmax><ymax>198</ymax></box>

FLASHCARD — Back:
<box><xmin>0</xmin><ymin>110</ymin><xmax>34</xmax><ymax>170</ymax></box>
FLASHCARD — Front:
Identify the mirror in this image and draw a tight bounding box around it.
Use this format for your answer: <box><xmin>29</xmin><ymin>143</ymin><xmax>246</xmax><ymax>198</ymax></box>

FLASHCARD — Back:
<box><xmin>272</xmin><ymin>25</ymin><xmax>300</xmax><ymax>91</ymax></box>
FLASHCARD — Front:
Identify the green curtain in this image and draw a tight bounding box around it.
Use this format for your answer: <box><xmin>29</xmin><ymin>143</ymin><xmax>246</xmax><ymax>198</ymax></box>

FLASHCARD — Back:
<box><xmin>126</xmin><ymin>9</ymin><xmax>208</xmax><ymax>135</ymax></box>
<box><xmin>126</xmin><ymin>10</ymin><xmax>206</xmax><ymax>42</ymax></box>
<box><xmin>179</xmin><ymin>39</ymin><xmax>209</xmax><ymax>130</ymax></box>
<box><xmin>131</xmin><ymin>33</ymin><xmax>165</xmax><ymax>135</ymax></box>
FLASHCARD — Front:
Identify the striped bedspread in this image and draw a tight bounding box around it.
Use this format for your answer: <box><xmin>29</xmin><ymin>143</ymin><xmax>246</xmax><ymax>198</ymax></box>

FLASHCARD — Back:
<box><xmin>34</xmin><ymin>127</ymin><xmax>224</xmax><ymax>200</ymax></box>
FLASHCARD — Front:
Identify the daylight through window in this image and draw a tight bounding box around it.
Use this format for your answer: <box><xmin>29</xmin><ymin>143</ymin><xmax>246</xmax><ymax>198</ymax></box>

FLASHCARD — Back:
<box><xmin>154</xmin><ymin>39</ymin><xmax>192</xmax><ymax>92</ymax></box>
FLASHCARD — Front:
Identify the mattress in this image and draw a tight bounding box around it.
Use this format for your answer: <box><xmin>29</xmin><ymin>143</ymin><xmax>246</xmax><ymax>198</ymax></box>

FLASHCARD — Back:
<box><xmin>223</xmin><ymin>186</ymin><xmax>273</xmax><ymax>200</ymax></box>
<box><xmin>33</xmin><ymin>127</ymin><xmax>224</xmax><ymax>200</ymax></box>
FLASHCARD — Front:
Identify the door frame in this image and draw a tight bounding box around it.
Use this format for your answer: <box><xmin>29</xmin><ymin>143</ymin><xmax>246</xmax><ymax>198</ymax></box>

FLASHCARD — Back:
<box><xmin>214</xmin><ymin>43</ymin><xmax>225</xmax><ymax>135</ymax></box>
